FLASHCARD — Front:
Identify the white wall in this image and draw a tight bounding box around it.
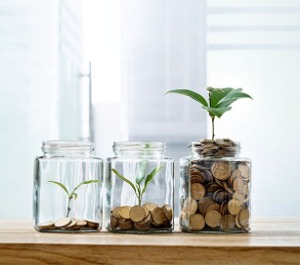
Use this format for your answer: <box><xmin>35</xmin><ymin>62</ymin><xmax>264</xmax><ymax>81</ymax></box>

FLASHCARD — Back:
<box><xmin>207</xmin><ymin>0</ymin><xmax>300</xmax><ymax>216</ymax></box>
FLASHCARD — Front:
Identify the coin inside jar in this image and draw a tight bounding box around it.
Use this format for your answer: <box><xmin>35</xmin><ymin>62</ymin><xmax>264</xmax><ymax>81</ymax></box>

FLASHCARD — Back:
<box><xmin>211</xmin><ymin>162</ymin><xmax>231</xmax><ymax>180</ymax></box>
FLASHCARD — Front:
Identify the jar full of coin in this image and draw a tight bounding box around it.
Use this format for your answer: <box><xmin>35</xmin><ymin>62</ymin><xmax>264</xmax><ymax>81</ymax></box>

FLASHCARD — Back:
<box><xmin>33</xmin><ymin>140</ymin><xmax>103</xmax><ymax>232</ymax></box>
<box><xmin>179</xmin><ymin>139</ymin><xmax>251</xmax><ymax>233</ymax></box>
<box><xmin>105</xmin><ymin>142</ymin><xmax>174</xmax><ymax>233</ymax></box>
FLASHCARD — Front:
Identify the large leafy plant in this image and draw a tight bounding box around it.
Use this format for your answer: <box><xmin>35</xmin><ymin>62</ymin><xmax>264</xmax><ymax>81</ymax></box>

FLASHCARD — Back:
<box><xmin>112</xmin><ymin>161</ymin><xmax>164</xmax><ymax>205</ymax></box>
<box><xmin>165</xmin><ymin>87</ymin><xmax>252</xmax><ymax>140</ymax></box>
<box><xmin>48</xmin><ymin>179</ymin><xmax>100</xmax><ymax>217</ymax></box>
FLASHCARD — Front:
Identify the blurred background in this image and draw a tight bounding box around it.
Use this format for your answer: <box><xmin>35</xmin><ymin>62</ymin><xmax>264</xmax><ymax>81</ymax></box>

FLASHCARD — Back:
<box><xmin>1</xmin><ymin>0</ymin><xmax>300</xmax><ymax>218</ymax></box>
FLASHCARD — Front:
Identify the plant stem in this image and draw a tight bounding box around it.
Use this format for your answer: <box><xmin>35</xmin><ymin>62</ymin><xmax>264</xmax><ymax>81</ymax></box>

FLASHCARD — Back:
<box><xmin>66</xmin><ymin>196</ymin><xmax>72</xmax><ymax>218</ymax></box>
<box><xmin>211</xmin><ymin>116</ymin><xmax>215</xmax><ymax>141</ymax></box>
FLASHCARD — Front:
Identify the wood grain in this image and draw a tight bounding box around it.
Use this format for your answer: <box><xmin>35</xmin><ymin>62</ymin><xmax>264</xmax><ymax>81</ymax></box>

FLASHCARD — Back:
<box><xmin>0</xmin><ymin>218</ymin><xmax>300</xmax><ymax>265</ymax></box>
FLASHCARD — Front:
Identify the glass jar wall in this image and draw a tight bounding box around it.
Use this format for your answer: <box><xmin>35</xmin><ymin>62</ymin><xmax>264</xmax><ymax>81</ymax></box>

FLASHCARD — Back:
<box><xmin>105</xmin><ymin>142</ymin><xmax>174</xmax><ymax>233</ymax></box>
<box><xmin>179</xmin><ymin>139</ymin><xmax>251</xmax><ymax>233</ymax></box>
<box><xmin>33</xmin><ymin>140</ymin><xmax>103</xmax><ymax>232</ymax></box>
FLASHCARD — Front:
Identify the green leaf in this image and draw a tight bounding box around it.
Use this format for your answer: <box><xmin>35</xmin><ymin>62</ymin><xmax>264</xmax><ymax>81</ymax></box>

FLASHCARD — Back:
<box><xmin>111</xmin><ymin>168</ymin><xmax>137</xmax><ymax>194</ymax></box>
<box><xmin>142</xmin><ymin>165</ymin><xmax>164</xmax><ymax>195</ymax></box>
<box><xmin>203</xmin><ymin>106</ymin><xmax>232</xmax><ymax>118</ymax></box>
<box><xmin>48</xmin><ymin>180</ymin><xmax>69</xmax><ymax>196</ymax></box>
<box><xmin>217</xmin><ymin>92</ymin><xmax>253</xmax><ymax>108</ymax></box>
<box><xmin>165</xmin><ymin>89</ymin><xmax>208</xmax><ymax>107</ymax></box>
<box><xmin>209</xmin><ymin>87</ymin><xmax>238</xmax><ymax>107</ymax></box>
<box><xmin>73</xmin><ymin>179</ymin><xmax>100</xmax><ymax>192</ymax></box>
<box><xmin>70</xmin><ymin>192</ymin><xmax>78</xmax><ymax>200</ymax></box>
<box><xmin>135</xmin><ymin>160</ymin><xmax>147</xmax><ymax>185</ymax></box>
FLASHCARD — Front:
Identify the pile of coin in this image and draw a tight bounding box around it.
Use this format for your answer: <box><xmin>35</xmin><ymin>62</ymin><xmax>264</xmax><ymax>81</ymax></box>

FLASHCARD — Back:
<box><xmin>180</xmin><ymin>158</ymin><xmax>251</xmax><ymax>233</ymax></box>
<box><xmin>38</xmin><ymin>217</ymin><xmax>99</xmax><ymax>232</ymax></box>
<box><xmin>192</xmin><ymin>138</ymin><xmax>240</xmax><ymax>157</ymax></box>
<box><xmin>110</xmin><ymin>203</ymin><xmax>173</xmax><ymax>232</ymax></box>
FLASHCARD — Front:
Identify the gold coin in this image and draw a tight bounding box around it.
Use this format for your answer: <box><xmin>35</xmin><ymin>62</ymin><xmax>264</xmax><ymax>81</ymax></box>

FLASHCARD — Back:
<box><xmin>66</xmin><ymin>219</ymin><xmax>77</xmax><ymax>228</ymax></box>
<box><xmin>205</xmin><ymin>210</ymin><xmax>222</xmax><ymax>228</ymax></box>
<box><xmin>118</xmin><ymin>206</ymin><xmax>131</xmax><ymax>219</ymax></box>
<box><xmin>238</xmin><ymin>208</ymin><xmax>250</xmax><ymax>227</ymax></box>
<box><xmin>54</xmin><ymin>217</ymin><xmax>71</xmax><ymax>228</ymax></box>
<box><xmin>191</xmin><ymin>183</ymin><xmax>205</xmax><ymax>200</ymax></box>
<box><xmin>129</xmin><ymin>205</ymin><xmax>148</xmax><ymax>222</ymax></box>
<box><xmin>228</xmin><ymin>199</ymin><xmax>241</xmax><ymax>215</ymax></box>
<box><xmin>219</xmin><ymin>214</ymin><xmax>235</xmax><ymax>231</ymax></box>
<box><xmin>189</xmin><ymin>214</ymin><xmax>205</xmax><ymax>231</ymax></box>
<box><xmin>151</xmin><ymin>207</ymin><xmax>166</xmax><ymax>226</ymax></box>
<box><xmin>118</xmin><ymin>219</ymin><xmax>133</xmax><ymax>230</ymax></box>
<box><xmin>211</xmin><ymin>162</ymin><xmax>231</xmax><ymax>180</ymax></box>
<box><xmin>182</xmin><ymin>197</ymin><xmax>197</xmax><ymax>215</ymax></box>
<box><xmin>238</xmin><ymin>163</ymin><xmax>251</xmax><ymax>181</ymax></box>
<box><xmin>143</xmin><ymin>202</ymin><xmax>158</xmax><ymax>212</ymax></box>
<box><xmin>163</xmin><ymin>204</ymin><xmax>173</xmax><ymax>221</ymax></box>
<box><xmin>233</xmin><ymin>176</ymin><xmax>244</xmax><ymax>192</ymax></box>
<box><xmin>85</xmin><ymin>220</ymin><xmax>99</xmax><ymax>229</ymax></box>
<box><xmin>75</xmin><ymin>219</ymin><xmax>87</xmax><ymax>228</ymax></box>
<box><xmin>38</xmin><ymin>221</ymin><xmax>55</xmax><ymax>229</ymax></box>
<box><xmin>110</xmin><ymin>216</ymin><xmax>118</xmax><ymax>230</ymax></box>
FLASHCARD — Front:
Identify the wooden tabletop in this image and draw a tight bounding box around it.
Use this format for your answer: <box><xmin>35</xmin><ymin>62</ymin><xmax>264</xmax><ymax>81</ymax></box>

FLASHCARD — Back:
<box><xmin>0</xmin><ymin>217</ymin><xmax>300</xmax><ymax>265</ymax></box>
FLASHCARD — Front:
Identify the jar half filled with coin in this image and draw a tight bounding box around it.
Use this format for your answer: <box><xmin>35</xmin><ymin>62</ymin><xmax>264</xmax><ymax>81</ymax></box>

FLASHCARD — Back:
<box><xmin>106</xmin><ymin>142</ymin><xmax>174</xmax><ymax>233</ymax></box>
<box><xmin>179</xmin><ymin>139</ymin><xmax>251</xmax><ymax>233</ymax></box>
<box><xmin>33</xmin><ymin>141</ymin><xmax>103</xmax><ymax>232</ymax></box>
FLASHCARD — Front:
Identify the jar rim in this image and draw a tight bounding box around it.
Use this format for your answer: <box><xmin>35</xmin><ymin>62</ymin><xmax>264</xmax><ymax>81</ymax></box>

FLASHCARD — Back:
<box><xmin>113</xmin><ymin>141</ymin><xmax>165</xmax><ymax>151</ymax></box>
<box><xmin>42</xmin><ymin>140</ymin><xmax>94</xmax><ymax>152</ymax></box>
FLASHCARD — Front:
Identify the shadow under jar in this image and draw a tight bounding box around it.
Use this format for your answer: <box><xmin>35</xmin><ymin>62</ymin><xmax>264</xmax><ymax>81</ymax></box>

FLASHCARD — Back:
<box><xmin>106</xmin><ymin>142</ymin><xmax>174</xmax><ymax>234</ymax></box>
<box><xmin>179</xmin><ymin>139</ymin><xmax>251</xmax><ymax>233</ymax></box>
<box><xmin>33</xmin><ymin>140</ymin><xmax>103</xmax><ymax>233</ymax></box>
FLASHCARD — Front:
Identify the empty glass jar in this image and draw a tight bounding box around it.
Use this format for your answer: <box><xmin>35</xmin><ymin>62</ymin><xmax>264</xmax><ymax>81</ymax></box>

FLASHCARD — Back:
<box><xmin>105</xmin><ymin>142</ymin><xmax>174</xmax><ymax>233</ymax></box>
<box><xmin>33</xmin><ymin>140</ymin><xmax>103</xmax><ymax>232</ymax></box>
<box><xmin>179</xmin><ymin>139</ymin><xmax>251</xmax><ymax>233</ymax></box>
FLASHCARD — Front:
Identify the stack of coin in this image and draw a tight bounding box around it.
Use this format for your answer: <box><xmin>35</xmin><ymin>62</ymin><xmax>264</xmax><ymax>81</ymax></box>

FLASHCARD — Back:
<box><xmin>192</xmin><ymin>138</ymin><xmax>240</xmax><ymax>158</ymax></box>
<box><xmin>38</xmin><ymin>217</ymin><xmax>99</xmax><ymax>231</ymax></box>
<box><xmin>110</xmin><ymin>203</ymin><xmax>173</xmax><ymax>232</ymax></box>
<box><xmin>180</xmin><ymin>158</ymin><xmax>251</xmax><ymax>233</ymax></box>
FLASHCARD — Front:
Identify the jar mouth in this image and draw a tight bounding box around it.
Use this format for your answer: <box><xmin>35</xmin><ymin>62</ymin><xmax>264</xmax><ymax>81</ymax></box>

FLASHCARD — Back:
<box><xmin>113</xmin><ymin>141</ymin><xmax>165</xmax><ymax>154</ymax></box>
<box><xmin>190</xmin><ymin>138</ymin><xmax>240</xmax><ymax>158</ymax></box>
<box><xmin>42</xmin><ymin>140</ymin><xmax>94</xmax><ymax>153</ymax></box>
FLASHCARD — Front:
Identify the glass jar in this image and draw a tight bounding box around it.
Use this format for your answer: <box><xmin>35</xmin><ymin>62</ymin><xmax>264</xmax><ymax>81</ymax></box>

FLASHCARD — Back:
<box><xmin>33</xmin><ymin>140</ymin><xmax>103</xmax><ymax>232</ymax></box>
<box><xmin>179</xmin><ymin>139</ymin><xmax>251</xmax><ymax>233</ymax></box>
<box><xmin>105</xmin><ymin>142</ymin><xmax>174</xmax><ymax>233</ymax></box>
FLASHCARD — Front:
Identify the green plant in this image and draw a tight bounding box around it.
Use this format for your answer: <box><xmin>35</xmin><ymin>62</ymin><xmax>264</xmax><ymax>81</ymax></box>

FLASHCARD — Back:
<box><xmin>48</xmin><ymin>179</ymin><xmax>100</xmax><ymax>217</ymax></box>
<box><xmin>165</xmin><ymin>87</ymin><xmax>252</xmax><ymax>140</ymax></box>
<box><xmin>111</xmin><ymin>162</ymin><xmax>164</xmax><ymax>205</ymax></box>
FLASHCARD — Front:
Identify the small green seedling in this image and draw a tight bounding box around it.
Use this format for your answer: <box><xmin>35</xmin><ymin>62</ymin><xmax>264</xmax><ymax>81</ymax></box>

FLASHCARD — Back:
<box><xmin>112</xmin><ymin>161</ymin><xmax>164</xmax><ymax>206</ymax></box>
<box><xmin>48</xmin><ymin>179</ymin><xmax>100</xmax><ymax>217</ymax></box>
<box><xmin>165</xmin><ymin>87</ymin><xmax>252</xmax><ymax>140</ymax></box>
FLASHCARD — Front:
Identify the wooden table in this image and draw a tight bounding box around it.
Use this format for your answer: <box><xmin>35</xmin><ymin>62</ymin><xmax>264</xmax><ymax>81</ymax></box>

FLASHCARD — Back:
<box><xmin>0</xmin><ymin>218</ymin><xmax>300</xmax><ymax>265</ymax></box>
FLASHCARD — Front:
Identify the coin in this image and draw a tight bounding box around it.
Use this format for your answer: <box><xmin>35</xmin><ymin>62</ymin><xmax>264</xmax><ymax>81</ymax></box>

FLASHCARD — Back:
<box><xmin>74</xmin><ymin>219</ymin><xmax>87</xmax><ymax>229</ymax></box>
<box><xmin>119</xmin><ymin>219</ymin><xmax>133</xmax><ymax>230</ymax></box>
<box><xmin>211</xmin><ymin>162</ymin><xmax>231</xmax><ymax>180</ymax></box>
<box><xmin>66</xmin><ymin>219</ymin><xmax>77</xmax><ymax>228</ymax></box>
<box><xmin>163</xmin><ymin>204</ymin><xmax>173</xmax><ymax>221</ymax></box>
<box><xmin>129</xmin><ymin>206</ymin><xmax>148</xmax><ymax>222</ymax></box>
<box><xmin>143</xmin><ymin>202</ymin><xmax>158</xmax><ymax>212</ymax></box>
<box><xmin>38</xmin><ymin>221</ymin><xmax>55</xmax><ymax>229</ymax></box>
<box><xmin>191</xmin><ymin>183</ymin><xmax>205</xmax><ymax>200</ymax></box>
<box><xmin>117</xmin><ymin>206</ymin><xmax>131</xmax><ymax>219</ymax></box>
<box><xmin>238</xmin><ymin>163</ymin><xmax>251</xmax><ymax>181</ymax></box>
<box><xmin>54</xmin><ymin>217</ymin><xmax>71</xmax><ymax>228</ymax></box>
<box><xmin>189</xmin><ymin>214</ymin><xmax>205</xmax><ymax>231</ymax></box>
<box><xmin>238</xmin><ymin>208</ymin><xmax>250</xmax><ymax>228</ymax></box>
<box><xmin>110</xmin><ymin>216</ymin><xmax>118</xmax><ymax>230</ymax></box>
<box><xmin>205</xmin><ymin>210</ymin><xmax>222</xmax><ymax>228</ymax></box>
<box><xmin>85</xmin><ymin>220</ymin><xmax>99</xmax><ymax>229</ymax></box>
<box><xmin>151</xmin><ymin>207</ymin><xmax>166</xmax><ymax>226</ymax></box>
<box><xmin>228</xmin><ymin>199</ymin><xmax>241</xmax><ymax>215</ymax></box>
<box><xmin>219</xmin><ymin>214</ymin><xmax>235</xmax><ymax>231</ymax></box>
<box><xmin>182</xmin><ymin>197</ymin><xmax>197</xmax><ymax>215</ymax></box>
